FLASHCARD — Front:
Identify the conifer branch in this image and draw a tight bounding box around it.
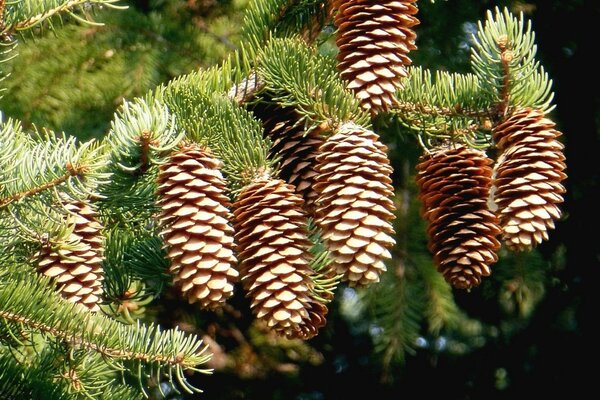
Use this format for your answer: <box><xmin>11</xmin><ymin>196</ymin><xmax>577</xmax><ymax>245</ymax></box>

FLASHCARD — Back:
<box><xmin>0</xmin><ymin>348</ymin><xmax>144</xmax><ymax>399</ymax></box>
<box><xmin>307</xmin><ymin>221</ymin><xmax>340</xmax><ymax>304</ymax></box>
<box><xmin>0</xmin><ymin>303</ymin><xmax>206</xmax><ymax>368</ymax></box>
<box><xmin>2</xmin><ymin>0</ymin><xmax>125</xmax><ymax>35</ymax></box>
<box><xmin>496</xmin><ymin>251</ymin><xmax>547</xmax><ymax>318</ymax></box>
<box><xmin>0</xmin><ymin>274</ymin><xmax>212</xmax><ymax>392</ymax></box>
<box><xmin>419</xmin><ymin>263</ymin><xmax>460</xmax><ymax>335</ymax></box>
<box><xmin>471</xmin><ymin>8</ymin><xmax>555</xmax><ymax>114</ymax></box>
<box><xmin>258</xmin><ymin>38</ymin><xmax>370</xmax><ymax>131</ymax></box>
<box><xmin>157</xmin><ymin>85</ymin><xmax>273</xmax><ymax>192</ymax></box>
<box><xmin>0</xmin><ymin>127</ymin><xmax>109</xmax><ymax>213</ymax></box>
<box><xmin>0</xmin><ymin>162</ymin><xmax>85</xmax><ymax>209</ymax></box>
<box><xmin>393</xmin><ymin>67</ymin><xmax>493</xmax><ymax>118</ymax></box>
<box><xmin>242</xmin><ymin>0</ymin><xmax>331</xmax><ymax>51</ymax></box>
<box><xmin>366</xmin><ymin>264</ymin><xmax>423</xmax><ymax>375</ymax></box>
<box><xmin>0</xmin><ymin>309</ymin><xmax>186</xmax><ymax>365</ymax></box>
<box><xmin>394</xmin><ymin>101</ymin><xmax>494</xmax><ymax>119</ymax></box>
<box><xmin>0</xmin><ymin>349</ymin><xmax>75</xmax><ymax>400</ymax></box>
<box><xmin>105</xmin><ymin>99</ymin><xmax>183</xmax><ymax>173</ymax></box>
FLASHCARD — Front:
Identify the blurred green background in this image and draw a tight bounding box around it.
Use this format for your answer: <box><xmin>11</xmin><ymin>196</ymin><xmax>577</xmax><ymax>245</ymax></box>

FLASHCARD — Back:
<box><xmin>1</xmin><ymin>0</ymin><xmax>596</xmax><ymax>398</ymax></box>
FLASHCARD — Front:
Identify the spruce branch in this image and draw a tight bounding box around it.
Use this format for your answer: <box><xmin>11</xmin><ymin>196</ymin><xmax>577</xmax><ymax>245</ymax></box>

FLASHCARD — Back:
<box><xmin>0</xmin><ymin>273</ymin><xmax>212</xmax><ymax>393</ymax></box>
<box><xmin>0</xmin><ymin>161</ymin><xmax>86</xmax><ymax>209</ymax></box>
<box><xmin>123</xmin><ymin>235</ymin><xmax>170</xmax><ymax>292</ymax></box>
<box><xmin>366</xmin><ymin>264</ymin><xmax>423</xmax><ymax>375</ymax></box>
<box><xmin>307</xmin><ymin>220</ymin><xmax>340</xmax><ymax>304</ymax></box>
<box><xmin>0</xmin><ymin>125</ymin><xmax>109</xmax><ymax>212</ymax></box>
<box><xmin>0</xmin><ymin>348</ymin><xmax>77</xmax><ymax>400</ymax></box>
<box><xmin>258</xmin><ymin>37</ymin><xmax>370</xmax><ymax>132</ymax></box>
<box><xmin>395</xmin><ymin>67</ymin><xmax>492</xmax><ymax>118</ymax></box>
<box><xmin>97</xmin><ymin>99</ymin><xmax>183</xmax><ymax>229</ymax></box>
<box><xmin>391</xmin><ymin>67</ymin><xmax>494</xmax><ymax>149</ymax></box>
<box><xmin>0</xmin><ymin>36</ymin><xmax>16</xmax><ymax>98</ymax></box>
<box><xmin>158</xmin><ymin>86</ymin><xmax>273</xmax><ymax>193</ymax></box>
<box><xmin>241</xmin><ymin>0</ymin><xmax>332</xmax><ymax>51</ymax></box>
<box><xmin>156</xmin><ymin>42</ymin><xmax>261</xmax><ymax>104</ymax></box>
<box><xmin>2</xmin><ymin>0</ymin><xmax>126</xmax><ymax>34</ymax></box>
<box><xmin>105</xmin><ymin>98</ymin><xmax>183</xmax><ymax>174</ymax></box>
<box><xmin>419</xmin><ymin>263</ymin><xmax>460</xmax><ymax>335</ymax></box>
<box><xmin>101</xmin><ymin>229</ymin><xmax>158</xmax><ymax>323</ymax></box>
<box><xmin>0</xmin><ymin>347</ymin><xmax>144</xmax><ymax>399</ymax></box>
<box><xmin>471</xmin><ymin>7</ymin><xmax>555</xmax><ymax>116</ymax></box>
<box><xmin>495</xmin><ymin>251</ymin><xmax>548</xmax><ymax>318</ymax></box>
<box><xmin>101</xmin><ymin>228</ymin><xmax>168</xmax><ymax>320</ymax></box>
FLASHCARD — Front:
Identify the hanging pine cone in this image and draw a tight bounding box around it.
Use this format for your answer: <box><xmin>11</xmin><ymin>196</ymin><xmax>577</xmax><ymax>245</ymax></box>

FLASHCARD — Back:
<box><xmin>492</xmin><ymin>108</ymin><xmax>566</xmax><ymax>251</ymax></box>
<box><xmin>251</xmin><ymin>102</ymin><xmax>324</xmax><ymax>213</ymax></box>
<box><xmin>157</xmin><ymin>145</ymin><xmax>238</xmax><ymax>310</ymax></box>
<box><xmin>234</xmin><ymin>177</ymin><xmax>325</xmax><ymax>339</ymax></box>
<box><xmin>37</xmin><ymin>199</ymin><xmax>104</xmax><ymax>311</ymax></box>
<box><xmin>300</xmin><ymin>300</ymin><xmax>329</xmax><ymax>339</ymax></box>
<box><xmin>334</xmin><ymin>0</ymin><xmax>419</xmax><ymax>113</ymax></box>
<box><xmin>314</xmin><ymin>122</ymin><xmax>396</xmax><ymax>287</ymax></box>
<box><xmin>416</xmin><ymin>145</ymin><xmax>501</xmax><ymax>289</ymax></box>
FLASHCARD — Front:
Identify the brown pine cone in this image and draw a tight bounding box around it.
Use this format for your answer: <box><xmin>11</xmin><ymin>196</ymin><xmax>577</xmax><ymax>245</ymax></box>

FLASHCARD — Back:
<box><xmin>416</xmin><ymin>145</ymin><xmax>501</xmax><ymax>289</ymax></box>
<box><xmin>157</xmin><ymin>145</ymin><xmax>238</xmax><ymax>310</ymax></box>
<box><xmin>37</xmin><ymin>199</ymin><xmax>104</xmax><ymax>311</ymax></box>
<box><xmin>251</xmin><ymin>102</ymin><xmax>324</xmax><ymax>213</ymax></box>
<box><xmin>314</xmin><ymin>122</ymin><xmax>396</xmax><ymax>287</ymax></box>
<box><xmin>234</xmin><ymin>177</ymin><xmax>325</xmax><ymax>339</ymax></box>
<box><xmin>334</xmin><ymin>0</ymin><xmax>419</xmax><ymax>114</ymax></box>
<box><xmin>492</xmin><ymin>108</ymin><xmax>566</xmax><ymax>250</ymax></box>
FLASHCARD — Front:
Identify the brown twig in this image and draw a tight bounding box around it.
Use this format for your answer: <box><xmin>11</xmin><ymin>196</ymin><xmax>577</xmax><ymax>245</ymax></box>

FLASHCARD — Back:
<box><xmin>137</xmin><ymin>130</ymin><xmax>154</xmax><ymax>175</ymax></box>
<box><xmin>497</xmin><ymin>35</ymin><xmax>513</xmax><ymax>117</ymax></box>
<box><xmin>0</xmin><ymin>163</ymin><xmax>87</xmax><ymax>209</ymax></box>
<box><xmin>394</xmin><ymin>101</ymin><xmax>496</xmax><ymax>119</ymax></box>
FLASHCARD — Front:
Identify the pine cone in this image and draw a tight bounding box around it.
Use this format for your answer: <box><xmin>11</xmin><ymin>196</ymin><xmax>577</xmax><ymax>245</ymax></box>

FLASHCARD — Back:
<box><xmin>492</xmin><ymin>108</ymin><xmax>566</xmax><ymax>250</ymax></box>
<box><xmin>157</xmin><ymin>145</ymin><xmax>238</xmax><ymax>310</ymax></box>
<box><xmin>416</xmin><ymin>145</ymin><xmax>501</xmax><ymax>289</ymax></box>
<box><xmin>37</xmin><ymin>199</ymin><xmax>104</xmax><ymax>311</ymax></box>
<box><xmin>251</xmin><ymin>102</ymin><xmax>324</xmax><ymax>213</ymax></box>
<box><xmin>234</xmin><ymin>177</ymin><xmax>324</xmax><ymax>339</ymax></box>
<box><xmin>314</xmin><ymin>122</ymin><xmax>396</xmax><ymax>287</ymax></box>
<box><xmin>334</xmin><ymin>0</ymin><xmax>419</xmax><ymax>114</ymax></box>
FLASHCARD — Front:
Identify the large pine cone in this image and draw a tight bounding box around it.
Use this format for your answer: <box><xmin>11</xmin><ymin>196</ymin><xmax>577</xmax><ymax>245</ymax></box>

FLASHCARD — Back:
<box><xmin>37</xmin><ymin>199</ymin><xmax>104</xmax><ymax>311</ymax></box>
<box><xmin>334</xmin><ymin>0</ymin><xmax>419</xmax><ymax>114</ymax></box>
<box><xmin>157</xmin><ymin>145</ymin><xmax>238</xmax><ymax>310</ymax></box>
<box><xmin>251</xmin><ymin>102</ymin><xmax>324</xmax><ymax>213</ymax></box>
<box><xmin>492</xmin><ymin>108</ymin><xmax>566</xmax><ymax>250</ymax></box>
<box><xmin>314</xmin><ymin>122</ymin><xmax>396</xmax><ymax>287</ymax></box>
<box><xmin>234</xmin><ymin>177</ymin><xmax>325</xmax><ymax>339</ymax></box>
<box><xmin>416</xmin><ymin>145</ymin><xmax>501</xmax><ymax>289</ymax></box>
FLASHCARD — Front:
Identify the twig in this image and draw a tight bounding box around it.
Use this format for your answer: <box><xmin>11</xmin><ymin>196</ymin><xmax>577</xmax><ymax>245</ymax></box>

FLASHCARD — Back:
<box><xmin>497</xmin><ymin>35</ymin><xmax>512</xmax><ymax>117</ymax></box>
<box><xmin>0</xmin><ymin>309</ymin><xmax>194</xmax><ymax>367</ymax></box>
<box><xmin>0</xmin><ymin>163</ymin><xmax>87</xmax><ymax>209</ymax></box>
